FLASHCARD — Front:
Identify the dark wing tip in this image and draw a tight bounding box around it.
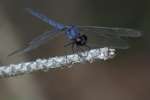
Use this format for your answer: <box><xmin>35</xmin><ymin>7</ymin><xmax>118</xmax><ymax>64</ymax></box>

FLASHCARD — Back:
<box><xmin>7</xmin><ymin>46</ymin><xmax>28</xmax><ymax>57</ymax></box>
<box><xmin>7</xmin><ymin>49</ymin><xmax>22</xmax><ymax>57</ymax></box>
<box><xmin>132</xmin><ymin>30</ymin><xmax>143</xmax><ymax>37</ymax></box>
<box><xmin>137</xmin><ymin>31</ymin><xmax>143</xmax><ymax>37</ymax></box>
<box><xmin>125</xmin><ymin>28</ymin><xmax>143</xmax><ymax>38</ymax></box>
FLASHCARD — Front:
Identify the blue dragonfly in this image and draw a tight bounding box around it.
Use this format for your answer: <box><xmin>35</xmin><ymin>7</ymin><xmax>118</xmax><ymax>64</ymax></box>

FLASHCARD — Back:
<box><xmin>8</xmin><ymin>8</ymin><xmax>142</xmax><ymax>56</ymax></box>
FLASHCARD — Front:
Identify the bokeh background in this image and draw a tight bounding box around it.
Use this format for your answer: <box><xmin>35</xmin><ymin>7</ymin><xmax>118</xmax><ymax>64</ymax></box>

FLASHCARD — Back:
<box><xmin>0</xmin><ymin>0</ymin><xmax>149</xmax><ymax>100</ymax></box>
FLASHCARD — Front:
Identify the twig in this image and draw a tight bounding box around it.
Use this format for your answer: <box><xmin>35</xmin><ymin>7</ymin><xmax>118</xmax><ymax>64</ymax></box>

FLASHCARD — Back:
<box><xmin>0</xmin><ymin>47</ymin><xmax>115</xmax><ymax>78</ymax></box>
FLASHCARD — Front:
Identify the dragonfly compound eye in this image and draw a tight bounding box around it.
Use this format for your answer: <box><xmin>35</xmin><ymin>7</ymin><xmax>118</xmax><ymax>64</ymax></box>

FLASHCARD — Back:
<box><xmin>75</xmin><ymin>35</ymin><xmax>87</xmax><ymax>46</ymax></box>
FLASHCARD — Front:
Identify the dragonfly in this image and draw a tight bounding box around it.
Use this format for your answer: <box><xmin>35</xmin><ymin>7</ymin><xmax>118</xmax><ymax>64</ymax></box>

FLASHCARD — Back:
<box><xmin>8</xmin><ymin>8</ymin><xmax>142</xmax><ymax>56</ymax></box>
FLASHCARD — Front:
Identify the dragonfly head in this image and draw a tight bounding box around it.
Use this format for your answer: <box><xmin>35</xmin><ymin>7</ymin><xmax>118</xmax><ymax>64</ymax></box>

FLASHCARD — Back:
<box><xmin>75</xmin><ymin>35</ymin><xmax>87</xmax><ymax>46</ymax></box>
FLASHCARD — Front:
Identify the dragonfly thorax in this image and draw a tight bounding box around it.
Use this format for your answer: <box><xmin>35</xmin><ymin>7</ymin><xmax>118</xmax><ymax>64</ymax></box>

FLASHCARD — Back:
<box><xmin>66</xmin><ymin>25</ymin><xmax>80</xmax><ymax>39</ymax></box>
<box><xmin>75</xmin><ymin>35</ymin><xmax>87</xmax><ymax>46</ymax></box>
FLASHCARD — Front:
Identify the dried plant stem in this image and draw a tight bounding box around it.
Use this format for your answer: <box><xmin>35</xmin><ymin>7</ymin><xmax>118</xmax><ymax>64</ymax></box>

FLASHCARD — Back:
<box><xmin>0</xmin><ymin>47</ymin><xmax>115</xmax><ymax>78</ymax></box>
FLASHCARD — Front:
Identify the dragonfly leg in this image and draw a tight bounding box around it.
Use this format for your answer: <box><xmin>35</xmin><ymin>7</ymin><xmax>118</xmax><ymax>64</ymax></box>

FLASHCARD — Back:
<box><xmin>78</xmin><ymin>46</ymin><xmax>84</xmax><ymax>52</ymax></box>
<box><xmin>64</xmin><ymin>41</ymin><xmax>74</xmax><ymax>47</ymax></box>
<box><xmin>75</xmin><ymin>46</ymin><xmax>87</xmax><ymax>59</ymax></box>
<box><xmin>63</xmin><ymin>42</ymin><xmax>75</xmax><ymax>68</ymax></box>
<box><xmin>63</xmin><ymin>41</ymin><xmax>76</xmax><ymax>55</ymax></box>
<box><xmin>71</xmin><ymin>43</ymin><xmax>76</xmax><ymax>54</ymax></box>
<box><xmin>77</xmin><ymin>45</ymin><xmax>91</xmax><ymax>57</ymax></box>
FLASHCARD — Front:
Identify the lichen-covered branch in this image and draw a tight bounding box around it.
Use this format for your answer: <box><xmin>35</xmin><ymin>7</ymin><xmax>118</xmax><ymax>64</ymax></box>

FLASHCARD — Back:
<box><xmin>0</xmin><ymin>47</ymin><xmax>115</xmax><ymax>78</ymax></box>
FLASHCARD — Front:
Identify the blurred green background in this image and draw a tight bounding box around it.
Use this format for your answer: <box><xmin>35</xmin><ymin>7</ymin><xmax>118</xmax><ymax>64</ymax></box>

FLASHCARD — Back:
<box><xmin>0</xmin><ymin>0</ymin><xmax>149</xmax><ymax>100</ymax></box>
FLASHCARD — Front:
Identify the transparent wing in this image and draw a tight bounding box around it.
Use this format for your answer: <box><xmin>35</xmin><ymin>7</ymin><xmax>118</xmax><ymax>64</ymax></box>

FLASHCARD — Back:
<box><xmin>78</xmin><ymin>26</ymin><xmax>142</xmax><ymax>37</ymax></box>
<box><xmin>26</xmin><ymin>8</ymin><xmax>65</xmax><ymax>30</ymax></box>
<box><xmin>78</xmin><ymin>26</ymin><xmax>142</xmax><ymax>49</ymax></box>
<box><xmin>8</xmin><ymin>29</ymin><xmax>61</xmax><ymax>56</ymax></box>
